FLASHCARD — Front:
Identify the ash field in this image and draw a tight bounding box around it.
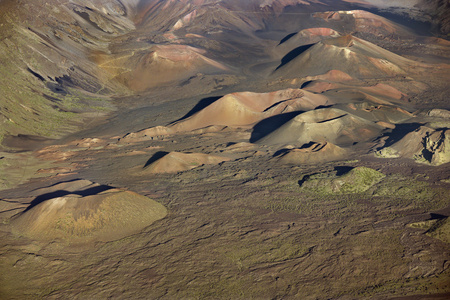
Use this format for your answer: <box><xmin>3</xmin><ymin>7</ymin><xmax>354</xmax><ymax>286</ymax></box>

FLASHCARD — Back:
<box><xmin>0</xmin><ymin>0</ymin><xmax>450</xmax><ymax>299</ymax></box>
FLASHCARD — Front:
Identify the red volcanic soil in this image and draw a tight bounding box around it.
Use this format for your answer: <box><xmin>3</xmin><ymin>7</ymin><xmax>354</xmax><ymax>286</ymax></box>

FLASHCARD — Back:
<box><xmin>1</xmin><ymin>1</ymin><xmax>450</xmax><ymax>300</ymax></box>
<box><xmin>303</xmin><ymin>27</ymin><xmax>340</xmax><ymax>36</ymax></box>
<box><xmin>274</xmin><ymin>34</ymin><xmax>428</xmax><ymax>79</ymax></box>
<box><xmin>274</xmin><ymin>141</ymin><xmax>348</xmax><ymax>164</ymax></box>
<box><xmin>95</xmin><ymin>44</ymin><xmax>229</xmax><ymax>91</ymax></box>
<box><xmin>256</xmin><ymin>107</ymin><xmax>389</xmax><ymax>146</ymax></box>
<box><xmin>121</xmin><ymin>88</ymin><xmax>331</xmax><ymax>142</ymax></box>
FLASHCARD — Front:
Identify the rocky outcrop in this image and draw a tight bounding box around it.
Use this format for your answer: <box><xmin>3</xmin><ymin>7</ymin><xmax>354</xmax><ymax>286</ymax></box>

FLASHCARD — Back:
<box><xmin>377</xmin><ymin>126</ymin><xmax>450</xmax><ymax>165</ymax></box>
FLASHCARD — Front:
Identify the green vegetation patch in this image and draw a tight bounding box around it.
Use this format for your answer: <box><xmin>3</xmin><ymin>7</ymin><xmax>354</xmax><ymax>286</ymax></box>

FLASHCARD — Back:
<box><xmin>257</xmin><ymin>167</ymin><xmax>449</xmax><ymax>218</ymax></box>
<box><xmin>408</xmin><ymin>218</ymin><xmax>450</xmax><ymax>243</ymax></box>
<box><xmin>372</xmin><ymin>174</ymin><xmax>447</xmax><ymax>210</ymax></box>
<box><xmin>299</xmin><ymin>166</ymin><xmax>385</xmax><ymax>195</ymax></box>
<box><xmin>426</xmin><ymin>218</ymin><xmax>450</xmax><ymax>244</ymax></box>
<box><xmin>0</xmin><ymin>15</ymin><xmax>115</xmax><ymax>146</ymax></box>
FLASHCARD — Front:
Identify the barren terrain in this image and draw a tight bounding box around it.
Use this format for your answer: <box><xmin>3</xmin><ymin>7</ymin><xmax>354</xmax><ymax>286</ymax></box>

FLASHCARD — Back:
<box><xmin>0</xmin><ymin>0</ymin><xmax>449</xmax><ymax>299</ymax></box>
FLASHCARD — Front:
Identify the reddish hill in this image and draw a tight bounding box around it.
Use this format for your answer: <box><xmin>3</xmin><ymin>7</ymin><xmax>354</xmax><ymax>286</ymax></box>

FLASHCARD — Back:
<box><xmin>313</xmin><ymin>10</ymin><xmax>414</xmax><ymax>37</ymax></box>
<box><xmin>256</xmin><ymin>107</ymin><xmax>389</xmax><ymax>147</ymax></box>
<box><xmin>273</xmin><ymin>35</ymin><xmax>426</xmax><ymax>79</ymax></box>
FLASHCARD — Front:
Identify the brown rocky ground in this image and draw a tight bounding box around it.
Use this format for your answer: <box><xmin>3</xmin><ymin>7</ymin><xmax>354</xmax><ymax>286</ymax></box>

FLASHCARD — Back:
<box><xmin>1</xmin><ymin>121</ymin><xmax>450</xmax><ymax>299</ymax></box>
<box><xmin>0</xmin><ymin>0</ymin><xmax>449</xmax><ymax>299</ymax></box>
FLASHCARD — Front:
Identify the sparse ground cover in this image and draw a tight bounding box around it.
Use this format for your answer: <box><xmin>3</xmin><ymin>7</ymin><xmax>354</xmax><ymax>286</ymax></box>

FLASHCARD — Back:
<box><xmin>1</xmin><ymin>132</ymin><xmax>449</xmax><ymax>298</ymax></box>
<box><xmin>0</xmin><ymin>0</ymin><xmax>450</xmax><ymax>299</ymax></box>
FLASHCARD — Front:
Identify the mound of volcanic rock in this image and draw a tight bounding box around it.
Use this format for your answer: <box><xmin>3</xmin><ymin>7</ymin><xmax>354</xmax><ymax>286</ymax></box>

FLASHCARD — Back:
<box><xmin>11</xmin><ymin>179</ymin><xmax>167</xmax><ymax>242</ymax></box>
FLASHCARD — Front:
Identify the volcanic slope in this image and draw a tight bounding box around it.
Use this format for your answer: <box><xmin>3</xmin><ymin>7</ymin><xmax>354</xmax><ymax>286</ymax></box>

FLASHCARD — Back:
<box><xmin>273</xmin><ymin>141</ymin><xmax>348</xmax><ymax>164</ymax></box>
<box><xmin>377</xmin><ymin>125</ymin><xmax>450</xmax><ymax>166</ymax></box>
<box><xmin>103</xmin><ymin>44</ymin><xmax>230</xmax><ymax>91</ymax></box>
<box><xmin>312</xmin><ymin>9</ymin><xmax>415</xmax><ymax>37</ymax></box>
<box><xmin>274</xmin><ymin>27</ymin><xmax>341</xmax><ymax>59</ymax></box>
<box><xmin>255</xmin><ymin>107</ymin><xmax>390</xmax><ymax>147</ymax></box>
<box><xmin>1</xmin><ymin>1</ymin><xmax>450</xmax><ymax>300</ymax></box>
<box><xmin>273</xmin><ymin>34</ymin><xmax>427</xmax><ymax>79</ymax></box>
<box><xmin>121</xmin><ymin>88</ymin><xmax>331</xmax><ymax>141</ymax></box>
<box><xmin>273</xmin><ymin>9</ymin><xmax>415</xmax><ymax>57</ymax></box>
<box><xmin>10</xmin><ymin>179</ymin><xmax>167</xmax><ymax>242</ymax></box>
<box><xmin>0</xmin><ymin>0</ymin><xmax>142</xmax><ymax>145</ymax></box>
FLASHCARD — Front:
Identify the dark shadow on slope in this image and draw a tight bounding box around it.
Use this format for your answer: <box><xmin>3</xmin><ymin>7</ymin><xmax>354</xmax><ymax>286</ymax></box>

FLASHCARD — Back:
<box><xmin>334</xmin><ymin>166</ymin><xmax>354</xmax><ymax>176</ymax></box>
<box><xmin>278</xmin><ymin>32</ymin><xmax>297</xmax><ymax>45</ymax></box>
<box><xmin>298</xmin><ymin>174</ymin><xmax>315</xmax><ymax>187</ymax></box>
<box><xmin>31</xmin><ymin>178</ymin><xmax>85</xmax><ymax>192</ymax></box>
<box><xmin>24</xmin><ymin>185</ymin><xmax>115</xmax><ymax>212</ymax></box>
<box><xmin>27</xmin><ymin>68</ymin><xmax>46</xmax><ymax>82</ymax></box>
<box><xmin>73</xmin><ymin>10</ymin><xmax>106</xmax><ymax>33</ymax></box>
<box><xmin>144</xmin><ymin>151</ymin><xmax>170</xmax><ymax>168</ymax></box>
<box><xmin>430</xmin><ymin>213</ymin><xmax>448</xmax><ymax>220</ymax></box>
<box><xmin>299</xmin><ymin>141</ymin><xmax>317</xmax><ymax>149</ymax></box>
<box><xmin>273</xmin><ymin>141</ymin><xmax>325</xmax><ymax>157</ymax></box>
<box><xmin>170</xmin><ymin>96</ymin><xmax>223</xmax><ymax>124</ymax></box>
<box><xmin>379</xmin><ymin>123</ymin><xmax>422</xmax><ymax>148</ymax></box>
<box><xmin>250</xmin><ymin>111</ymin><xmax>304</xmax><ymax>143</ymax></box>
<box><xmin>46</xmin><ymin>82</ymin><xmax>67</xmax><ymax>95</ymax></box>
<box><xmin>314</xmin><ymin>104</ymin><xmax>334</xmax><ymax>110</ymax></box>
<box><xmin>275</xmin><ymin>43</ymin><xmax>314</xmax><ymax>71</ymax></box>
<box><xmin>301</xmin><ymin>80</ymin><xmax>314</xmax><ymax>89</ymax></box>
<box><xmin>317</xmin><ymin>114</ymin><xmax>347</xmax><ymax>123</ymax></box>
<box><xmin>262</xmin><ymin>99</ymin><xmax>299</xmax><ymax>112</ymax></box>
<box><xmin>426</xmin><ymin>215</ymin><xmax>448</xmax><ymax>235</ymax></box>
<box><xmin>55</xmin><ymin>75</ymin><xmax>75</xmax><ymax>89</ymax></box>
<box><xmin>273</xmin><ymin>148</ymin><xmax>290</xmax><ymax>157</ymax></box>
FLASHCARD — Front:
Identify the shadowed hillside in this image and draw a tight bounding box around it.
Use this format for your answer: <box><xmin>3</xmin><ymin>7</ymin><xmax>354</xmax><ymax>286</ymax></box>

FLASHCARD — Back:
<box><xmin>0</xmin><ymin>1</ymin><xmax>449</xmax><ymax>299</ymax></box>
